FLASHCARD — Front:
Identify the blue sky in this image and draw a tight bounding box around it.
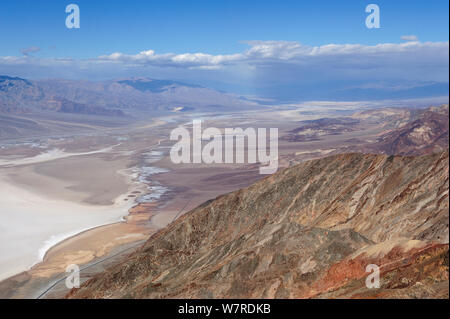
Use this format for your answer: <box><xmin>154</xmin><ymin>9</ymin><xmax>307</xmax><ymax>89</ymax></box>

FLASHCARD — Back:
<box><xmin>0</xmin><ymin>0</ymin><xmax>448</xmax><ymax>101</ymax></box>
<box><xmin>0</xmin><ymin>0</ymin><xmax>448</xmax><ymax>57</ymax></box>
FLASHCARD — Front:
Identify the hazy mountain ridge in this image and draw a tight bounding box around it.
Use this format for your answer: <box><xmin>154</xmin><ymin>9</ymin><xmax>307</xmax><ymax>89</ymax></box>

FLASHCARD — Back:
<box><xmin>250</xmin><ymin>80</ymin><xmax>449</xmax><ymax>103</ymax></box>
<box><xmin>117</xmin><ymin>79</ymin><xmax>203</xmax><ymax>93</ymax></box>
<box><xmin>46</xmin><ymin>97</ymin><xmax>125</xmax><ymax>117</ymax></box>
<box><xmin>0</xmin><ymin>75</ymin><xmax>256</xmax><ymax>116</ymax></box>
<box><xmin>0</xmin><ymin>75</ymin><xmax>259</xmax><ymax>140</ymax></box>
<box><xmin>68</xmin><ymin>150</ymin><xmax>449</xmax><ymax>299</ymax></box>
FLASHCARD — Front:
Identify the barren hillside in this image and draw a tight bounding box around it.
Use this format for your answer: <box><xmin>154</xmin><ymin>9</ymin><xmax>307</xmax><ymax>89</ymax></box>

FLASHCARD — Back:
<box><xmin>68</xmin><ymin>150</ymin><xmax>449</xmax><ymax>299</ymax></box>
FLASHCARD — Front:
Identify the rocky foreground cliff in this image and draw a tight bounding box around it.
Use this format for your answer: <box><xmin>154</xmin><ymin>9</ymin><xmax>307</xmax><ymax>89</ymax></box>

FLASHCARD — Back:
<box><xmin>68</xmin><ymin>151</ymin><xmax>449</xmax><ymax>299</ymax></box>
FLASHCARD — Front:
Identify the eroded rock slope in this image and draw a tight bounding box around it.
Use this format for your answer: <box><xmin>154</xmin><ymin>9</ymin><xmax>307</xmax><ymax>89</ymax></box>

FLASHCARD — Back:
<box><xmin>69</xmin><ymin>151</ymin><xmax>449</xmax><ymax>299</ymax></box>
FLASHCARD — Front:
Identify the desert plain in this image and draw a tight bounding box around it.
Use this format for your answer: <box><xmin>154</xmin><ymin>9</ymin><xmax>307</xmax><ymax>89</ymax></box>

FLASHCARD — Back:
<box><xmin>0</xmin><ymin>103</ymin><xmax>446</xmax><ymax>298</ymax></box>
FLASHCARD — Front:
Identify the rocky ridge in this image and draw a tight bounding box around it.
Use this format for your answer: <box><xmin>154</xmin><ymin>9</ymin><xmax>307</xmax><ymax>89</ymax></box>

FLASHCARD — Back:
<box><xmin>68</xmin><ymin>150</ymin><xmax>449</xmax><ymax>299</ymax></box>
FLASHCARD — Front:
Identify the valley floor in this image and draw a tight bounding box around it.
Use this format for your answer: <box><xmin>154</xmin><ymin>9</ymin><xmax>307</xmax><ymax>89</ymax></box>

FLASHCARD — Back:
<box><xmin>0</xmin><ymin>104</ymin><xmax>448</xmax><ymax>298</ymax></box>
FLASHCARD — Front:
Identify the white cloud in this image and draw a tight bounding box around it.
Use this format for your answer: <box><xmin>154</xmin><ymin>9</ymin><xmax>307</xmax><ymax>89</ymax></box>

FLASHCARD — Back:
<box><xmin>1</xmin><ymin>40</ymin><xmax>448</xmax><ymax>96</ymax></box>
<box><xmin>94</xmin><ymin>40</ymin><xmax>448</xmax><ymax>70</ymax></box>
<box><xmin>2</xmin><ymin>41</ymin><xmax>448</xmax><ymax>71</ymax></box>
<box><xmin>98</xmin><ymin>49</ymin><xmax>243</xmax><ymax>69</ymax></box>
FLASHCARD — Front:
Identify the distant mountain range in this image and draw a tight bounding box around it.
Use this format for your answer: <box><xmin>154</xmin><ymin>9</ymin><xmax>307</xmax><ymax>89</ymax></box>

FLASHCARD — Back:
<box><xmin>249</xmin><ymin>80</ymin><xmax>449</xmax><ymax>103</ymax></box>
<box><xmin>0</xmin><ymin>75</ymin><xmax>256</xmax><ymax>116</ymax></box>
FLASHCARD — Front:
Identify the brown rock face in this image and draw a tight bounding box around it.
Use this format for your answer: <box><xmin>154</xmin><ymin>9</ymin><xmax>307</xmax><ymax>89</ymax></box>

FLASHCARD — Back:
<box><xmin>68</xmin><ymin>151</ymin><xmax>449</xmax><ymax>299</ymax></box>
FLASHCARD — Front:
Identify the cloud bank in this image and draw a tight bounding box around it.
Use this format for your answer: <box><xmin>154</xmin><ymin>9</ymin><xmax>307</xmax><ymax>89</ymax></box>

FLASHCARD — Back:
<box><xmin>1</xmin><ymin>40</ymin><xmax>448</xmax><ymax>101</ymax></box>
<box><xmin>95</xmin><ymin>40</ymin><xmax>447</xmax><ymax>70</ymax></box>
